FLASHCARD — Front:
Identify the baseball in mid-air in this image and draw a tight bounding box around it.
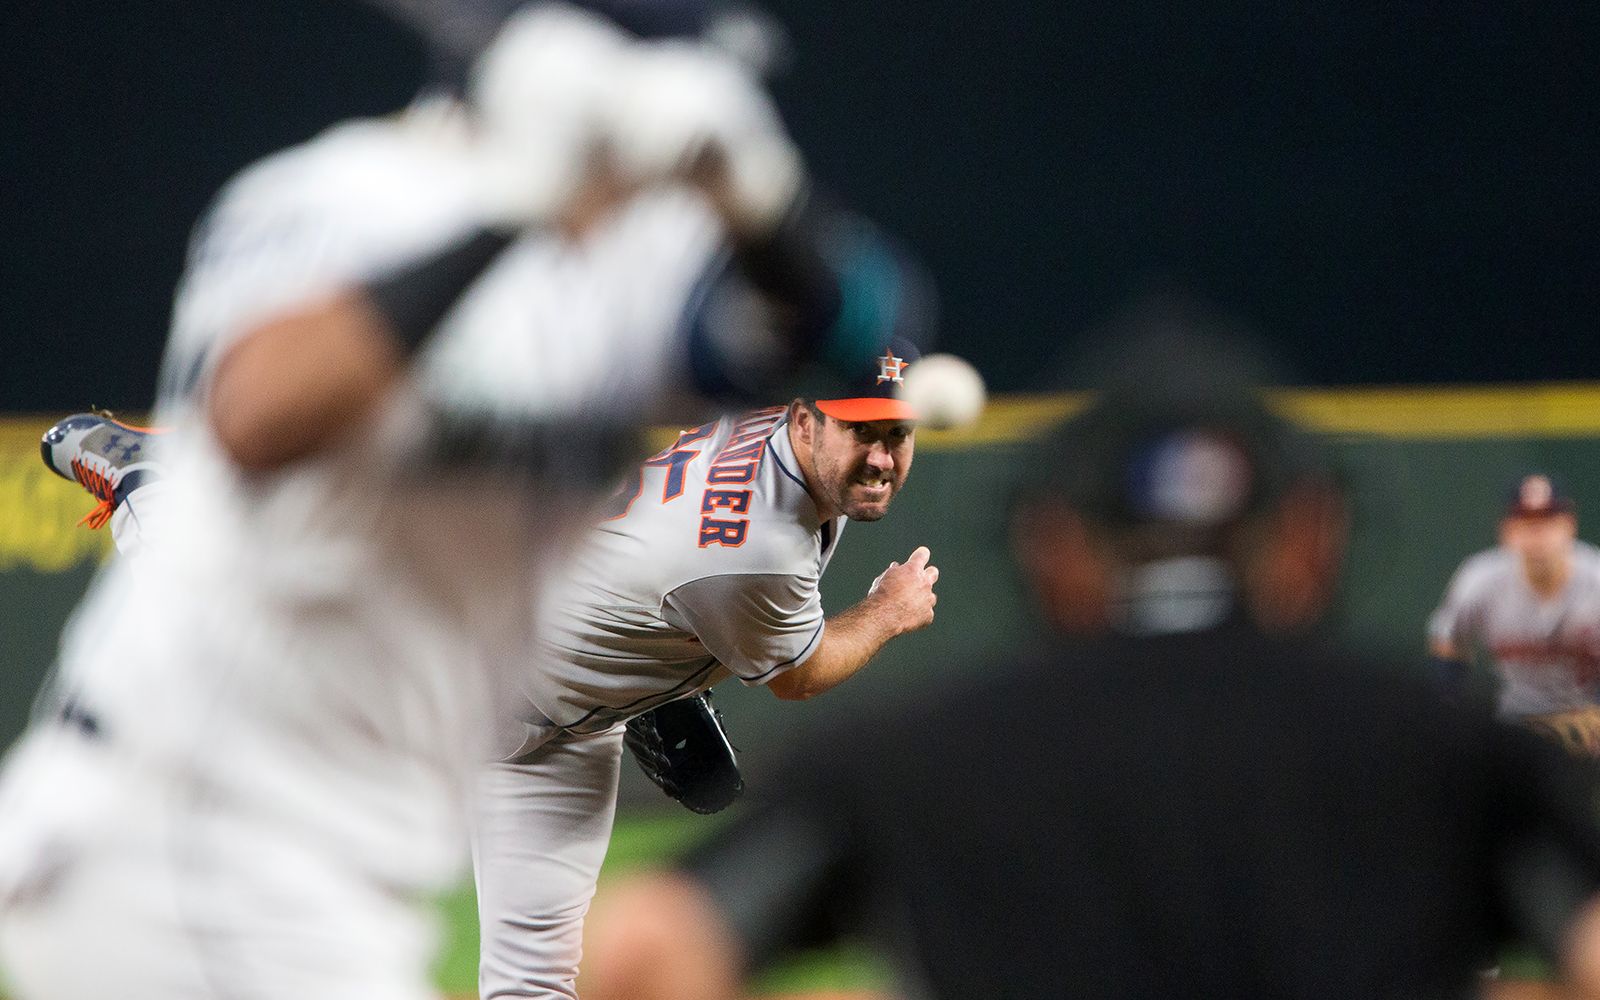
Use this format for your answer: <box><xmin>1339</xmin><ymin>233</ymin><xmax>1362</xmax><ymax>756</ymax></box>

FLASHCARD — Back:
<box><xmin>904</xmin><ymin>353</ymin><xmax>987</xmax><ymax>430</ymax></box>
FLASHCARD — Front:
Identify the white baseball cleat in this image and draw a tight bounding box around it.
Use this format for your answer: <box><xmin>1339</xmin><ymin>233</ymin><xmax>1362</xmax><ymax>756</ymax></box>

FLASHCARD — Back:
<box><xmin>41</xmin><ymin>413</ymin><xmax>166</xmax><ymax>529</ymax></box>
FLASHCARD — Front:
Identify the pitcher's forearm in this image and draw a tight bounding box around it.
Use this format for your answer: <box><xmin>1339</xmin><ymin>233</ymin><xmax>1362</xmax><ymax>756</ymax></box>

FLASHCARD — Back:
<box><xmin>767</xmin><ymin>600</ymin><xmax>898</xmax><ymax>701</ymax></box>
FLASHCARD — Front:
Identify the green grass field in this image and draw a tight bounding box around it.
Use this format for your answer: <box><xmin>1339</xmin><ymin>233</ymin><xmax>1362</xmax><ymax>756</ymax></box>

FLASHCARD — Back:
<box><xmin>430</xmin><ymin>812</ymin><xmax>890</xmax><ymax>996</ymax></box>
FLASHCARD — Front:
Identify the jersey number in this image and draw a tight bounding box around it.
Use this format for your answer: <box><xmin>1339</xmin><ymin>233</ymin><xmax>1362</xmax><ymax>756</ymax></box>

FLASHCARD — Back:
<box><xmin>602</xmin><ymin>422</ymin><xmax>718</xmax><ymax>521</ymax></box>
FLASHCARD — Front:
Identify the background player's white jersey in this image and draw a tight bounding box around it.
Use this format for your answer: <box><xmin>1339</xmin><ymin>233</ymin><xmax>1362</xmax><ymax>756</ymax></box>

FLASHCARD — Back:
<box><xmin>1429</xmin><ymin>542</ymin><xmax>1600</xmax><ymax>717</ymax></box>
<box><xmin>509</xmin><ymin>407</ymin><xmax>844</xmax><ymax>750</ymax></box>
<box><xmin>37</xmin><ymin>106</ymin><xmax>727</xmax><ymax>894</ymax></box>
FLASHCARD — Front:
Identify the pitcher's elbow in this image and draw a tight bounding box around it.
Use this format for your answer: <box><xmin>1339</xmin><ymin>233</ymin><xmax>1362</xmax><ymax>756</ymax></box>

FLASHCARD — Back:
<box><xmin>767</xmin><ymin>673</ymin><xmax>817</xmax><ymax>701</ymax></box>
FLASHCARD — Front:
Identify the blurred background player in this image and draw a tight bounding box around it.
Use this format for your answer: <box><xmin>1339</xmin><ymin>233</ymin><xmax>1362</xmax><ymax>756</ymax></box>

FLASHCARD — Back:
<box><xmin>575</xmin><ymin>304</ymin><xmax>1600</xmax><ymax>1000</ymax></box>
<box><xmin>477</xmin><ymin>340</ymin><xmax>938</xmax><ymax>1000</ymax></box>
<box><xmin>0</xmin><ymin>3</ymin><xmax>932</xmax><ymax>999</ymax></box>
<box><xmin>1429</xmin><ymin>474</ymin><xmax>1600</xmax><ymax>754</ymax></box>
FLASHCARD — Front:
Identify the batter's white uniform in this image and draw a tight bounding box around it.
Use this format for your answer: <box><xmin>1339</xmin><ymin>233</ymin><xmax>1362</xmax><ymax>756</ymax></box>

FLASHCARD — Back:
<box><xmin>1429</xmin><ymin>542</ymin><xmax>1600</xmax><ymax>717</ymax></box>
<box><xmin>475</xmin><ymin>406</ymin><xmax>845</xmax><ymax>999</ymax></box>
<box><xmin>0</xmin><ymin>104</ymin><xmax>729</xmax><ymax>1000</ymax></box>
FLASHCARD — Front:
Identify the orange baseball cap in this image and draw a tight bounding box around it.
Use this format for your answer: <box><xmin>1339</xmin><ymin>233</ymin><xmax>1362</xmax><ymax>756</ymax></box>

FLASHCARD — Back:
<box><xmin>814</xmin><ymin>338</ymin><xmax>921</xmax><ymax>423</ymax></box>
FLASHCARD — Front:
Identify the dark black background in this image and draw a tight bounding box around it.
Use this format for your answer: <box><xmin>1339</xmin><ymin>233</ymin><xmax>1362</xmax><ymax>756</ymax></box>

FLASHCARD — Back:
<box><xmin>3</xmin><ymin>1</ymin><xmax>1597</xmax><ymax>410</ymax></box>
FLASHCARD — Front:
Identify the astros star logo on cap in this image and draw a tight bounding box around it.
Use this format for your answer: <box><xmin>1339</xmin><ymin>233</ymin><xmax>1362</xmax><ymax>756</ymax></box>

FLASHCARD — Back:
<box><xmin>876</xmin><ymin>350</ymin><xmax>907</xmax><ymax>384</ymax></box>
<box><xmin>815</xmin><ymin>338</ymin><xmax>921</xmax><ymax>422</ymax></box>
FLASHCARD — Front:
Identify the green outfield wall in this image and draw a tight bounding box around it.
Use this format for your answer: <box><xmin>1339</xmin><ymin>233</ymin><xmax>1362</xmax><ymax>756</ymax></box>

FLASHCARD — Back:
<box><xmin>4</xmin><ymin>386</ymin><xmax>1600</xmax><ymax>810</ymax></box>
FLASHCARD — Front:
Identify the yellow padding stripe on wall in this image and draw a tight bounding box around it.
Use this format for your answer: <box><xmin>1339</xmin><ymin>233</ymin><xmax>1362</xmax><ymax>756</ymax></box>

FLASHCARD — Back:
<box><xmin>4</xmin><ymin>381</ymin><xmax>1599</xmax><ymax>572</ymax></box>
<box><xmin>1271</xmin><ymin>383</ymin><xmax>1600</xmax><ymax>440</ymax></box>
<box><xmin>6</xmin><ymin>384</ymin><xmax>1600</xmax><ymax>461</ymax></box>
<box><xmin>915</xmin><ymin>382</ymin><xmax>1600</xmax><ymax>450</ymax></box>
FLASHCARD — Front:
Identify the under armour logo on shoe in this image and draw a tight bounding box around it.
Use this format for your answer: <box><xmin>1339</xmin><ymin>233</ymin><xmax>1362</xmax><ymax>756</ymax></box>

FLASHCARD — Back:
<box><xmin>876</xmin><ymin>350</ymin><xmax>907</xmax><ymax>384</ymax></box>
<box><xmin>105</xmin><ymin>434</ymin><xmax>141</xmax><ymax>462</ymax></box>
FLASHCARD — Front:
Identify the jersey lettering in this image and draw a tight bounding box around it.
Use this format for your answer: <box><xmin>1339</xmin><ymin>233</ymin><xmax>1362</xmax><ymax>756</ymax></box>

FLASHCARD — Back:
<box><xmin>698</xmin><ymin>518</ymin><xmax>749</xmax><ymax>548</ymax></box>
<box><xmin>694</xmin><ymin>407</ymin><xmax>786</xmax><ymax>547</ymax></box>
<box><xmin>606</xmin><ymin>408</ymin><xmax>788</xmax><ymax>545</ymax></box>
<box><xmin>706</xmin><ymin>463</ymin><xmax>758</xmax><ymax>485</ymax></box>
<box><xmin>701</xmin><ymin>489</ymin><xmax>752</xmax><ymax>515</ymax></box>
<box><xmin>716</xmin><ymin>441</ymin><xmax>766</xmax><ymax>464</ymax></box>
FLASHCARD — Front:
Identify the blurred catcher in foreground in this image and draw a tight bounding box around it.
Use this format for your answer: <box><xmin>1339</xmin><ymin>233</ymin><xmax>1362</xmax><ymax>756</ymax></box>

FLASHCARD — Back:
<box><xmin>579</xmin><ymin>302</ymin><xmax>1600</xmax><ymax>1000</ymax></box>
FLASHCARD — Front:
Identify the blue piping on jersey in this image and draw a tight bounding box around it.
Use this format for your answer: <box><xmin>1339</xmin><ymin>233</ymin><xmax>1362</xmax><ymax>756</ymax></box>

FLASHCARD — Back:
<box><xmin>562</xmin><ymin>659</ymin><xmax>722</xmax><ymax>732</ymax></box>
<box><xmin>766</xmin><ymin>437</ymin><xmax>809</xmax><ymax>493</ymax></box>
<box><xmin>744</xmin><ymin>620</ymin><xmax>825</xmax><ymax>682</ymax></box>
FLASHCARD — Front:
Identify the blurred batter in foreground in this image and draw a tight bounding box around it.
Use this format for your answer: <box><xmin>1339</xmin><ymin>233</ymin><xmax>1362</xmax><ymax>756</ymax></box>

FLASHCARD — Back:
<box><xmin>0</xmin><ymin>3</ymin><xmax>917</xmax><ymax>998</ymax></box>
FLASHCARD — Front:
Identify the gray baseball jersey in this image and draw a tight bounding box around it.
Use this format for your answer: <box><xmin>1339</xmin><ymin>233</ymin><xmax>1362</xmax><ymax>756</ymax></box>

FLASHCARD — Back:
<box><xmin>508</xmin><ymin>406</ymin><xmax>844</xmax><ymax>748</ymax></box>
<box><xmin>1429</xmin><ymin>542</ymin><xmax>1600</xmax><ymax>717</ymax></box>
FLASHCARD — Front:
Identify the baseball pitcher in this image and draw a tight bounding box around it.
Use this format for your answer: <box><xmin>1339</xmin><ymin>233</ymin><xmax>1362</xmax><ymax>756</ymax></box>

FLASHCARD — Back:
<box><xmin>475</xmin><ymin>343</ymin><xmax>937</xmax><ymax>1000</ymax></box>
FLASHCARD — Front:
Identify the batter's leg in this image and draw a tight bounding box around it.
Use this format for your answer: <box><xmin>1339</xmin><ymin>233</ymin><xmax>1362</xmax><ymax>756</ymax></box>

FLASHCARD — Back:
<box><xmin>108</xmin><ymin>479</ymin><xmax>173</xmax><ymax>560</ymax></box>
<box><xmin>473</xmin><ymin>725</ymin><xmax>625</xmax><ymax>1000</ymax></box>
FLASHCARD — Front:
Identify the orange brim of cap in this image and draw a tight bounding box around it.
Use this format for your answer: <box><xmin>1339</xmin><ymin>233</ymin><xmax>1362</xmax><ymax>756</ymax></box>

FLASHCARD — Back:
<box><xmin>815</xmin><ymin>397</ymin><xmax>919</xmax><ymax>422</ymax></box>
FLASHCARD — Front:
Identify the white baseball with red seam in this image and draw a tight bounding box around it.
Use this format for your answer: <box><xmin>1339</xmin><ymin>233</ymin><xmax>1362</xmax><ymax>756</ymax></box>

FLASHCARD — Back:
<box><xmin>903</xmin><ymin>353</ymin><xmax>986</xmax><ymax>430</ymax></box>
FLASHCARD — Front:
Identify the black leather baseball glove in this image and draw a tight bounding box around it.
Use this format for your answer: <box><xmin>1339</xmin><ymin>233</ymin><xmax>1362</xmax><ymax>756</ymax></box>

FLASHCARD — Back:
<box><xmin>624</xmin><ymin>691</ymin><xmax>744</xmax><ymax>814</ymax></box>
